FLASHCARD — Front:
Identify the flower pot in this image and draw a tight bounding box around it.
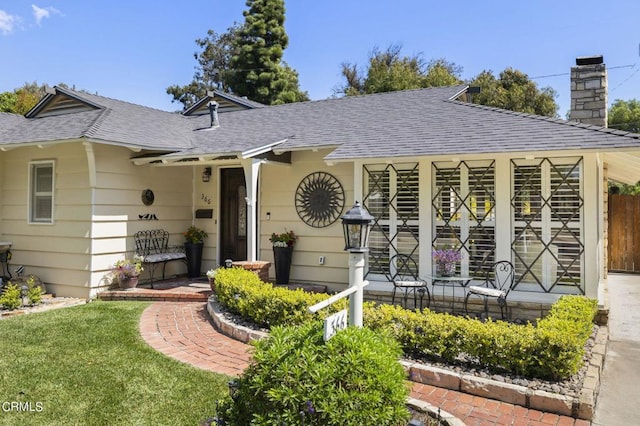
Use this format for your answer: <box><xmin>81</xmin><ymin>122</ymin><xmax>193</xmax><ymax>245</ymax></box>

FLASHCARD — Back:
<box><xmin>185</xmin><ymin>242</ymin><xmax>204</xmax><ymax>278</ymax></box>
<box><xmin>273</xmin><ymin>246</ymin><xmax>293</xmax><ymax>285</ymax></box>
<box><xmin>437</xmin><ymin>262</ymin><xmax>456</xmax><ymax>277</ymax></box>
<box><xmin>118</xmin><ymin>276</ymin><xmax>139</xmax><ymax>290</ymax></box>
<box><xmin>208</xmin><ymin>277</ymin><xmax>216</xmax><ymax>292</ymax></box>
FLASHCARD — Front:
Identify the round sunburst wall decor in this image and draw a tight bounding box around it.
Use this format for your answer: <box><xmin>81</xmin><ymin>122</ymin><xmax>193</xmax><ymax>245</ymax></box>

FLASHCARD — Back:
<box><xmin>295</xmin><ymin>172</ymin><xmax>345</xmax><ymax>228</ymax></box>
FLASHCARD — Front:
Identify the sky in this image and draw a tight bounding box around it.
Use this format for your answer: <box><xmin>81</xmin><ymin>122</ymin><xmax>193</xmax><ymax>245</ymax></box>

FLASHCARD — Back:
<box><xmin>1</xmin><ymin>0</ymin><xmax>639</xmax><ymax>117</ymax></box>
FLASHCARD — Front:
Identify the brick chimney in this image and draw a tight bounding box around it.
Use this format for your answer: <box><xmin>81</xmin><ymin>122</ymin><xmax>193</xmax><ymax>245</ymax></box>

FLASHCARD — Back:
<box><xmin>570</xmin><ymin>55</ymin><xmax>607</xmax><ymax>127</ymax></box>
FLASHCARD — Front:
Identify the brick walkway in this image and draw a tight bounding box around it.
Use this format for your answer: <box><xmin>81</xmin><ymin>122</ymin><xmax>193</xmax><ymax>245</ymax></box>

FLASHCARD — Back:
<box><xmin>139</xmin><ymin>302</ymin><xmax>590</xmax><ymax>426</ymax></box>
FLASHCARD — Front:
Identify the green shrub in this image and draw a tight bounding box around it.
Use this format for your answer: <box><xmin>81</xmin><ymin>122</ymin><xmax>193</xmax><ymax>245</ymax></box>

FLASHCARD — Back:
<box><xmin>214</xmin><ymin>267</ymin><xmax>345</xmax><ymax>327</ymax></box>
<box><xmin>214</xmin><ymin>267</ymin><xmax>597</xmax><ymax>381</ymax></box>
<box><xmin>0</xmin><ymin>283</ymin><xmax>22</xmax><ymax>310</ymax></box>
<box><xmin>26</xmin><ymin>275</ymin><xmax>43</xmax><ymax>305</ymax></box>
<box><xmin>364</xmin><ymin>295</ymin><xmax>597</xmax><ymax>380</ymax></box>
<box><xmin>217</xmin><ymin>322</ymin><xmax>410</xmax><ymax>425</ymax></box>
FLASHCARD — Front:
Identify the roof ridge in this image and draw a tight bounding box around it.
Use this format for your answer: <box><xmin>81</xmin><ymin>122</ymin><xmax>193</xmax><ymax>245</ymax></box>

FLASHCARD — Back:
<box><xmin>83</xmin><ymin>108</ymin><xmax>112</xmax><ymax>138</ymax></box>
<box><xmin>63</xmin><ymin>87</ymin><xmax>180</xmax><ymax>115</ymax></box>
<box><xmin>202</xmin><ymin>84</ymin><xmax>470</xmax><ymax>115</ymax></box>
<box><xmin>448</xmin><ymin>100</ymin><xmax>640</xmax><ymax>140</ymax></box>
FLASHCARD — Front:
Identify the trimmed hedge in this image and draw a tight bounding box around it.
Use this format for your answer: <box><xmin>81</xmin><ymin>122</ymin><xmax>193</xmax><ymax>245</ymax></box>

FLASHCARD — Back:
<box><xmin>215</xmin><ymin>268</ymin><xmax>597</xmax><ymax>380</ymax></box>
<box><xmin>214</xmin><ymin>267</ymin><xmax>346</xmax><ymax>327</ymax></box>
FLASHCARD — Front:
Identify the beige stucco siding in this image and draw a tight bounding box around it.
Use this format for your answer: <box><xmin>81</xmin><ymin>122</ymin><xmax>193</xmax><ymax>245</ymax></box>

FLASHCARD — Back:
<box><xmin>259</xmin><ymin>150</ymin><xmax>353</xmax><ymax>290</ymax></box>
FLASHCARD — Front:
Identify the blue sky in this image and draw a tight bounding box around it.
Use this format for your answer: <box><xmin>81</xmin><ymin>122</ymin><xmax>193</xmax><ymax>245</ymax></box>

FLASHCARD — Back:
<box><xmin>1</xmin><ymin>1</ymin><xmax>639</xmax><ymax>117</ymax></box>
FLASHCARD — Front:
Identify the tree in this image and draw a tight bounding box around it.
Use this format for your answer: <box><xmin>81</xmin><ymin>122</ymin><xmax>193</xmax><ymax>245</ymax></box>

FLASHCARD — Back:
<box><xmin>467</xmin><ymin>68</ymin><xmax>558</xmax><ymax>117</ymax></box>
<box><xmin>336</xmin><ymin>44</ymin><xmax>462</xmax><ymax>96</ymax></box>
<box><xmin>227</xmin><ymin>0</ymin><xmax>308</xmax><ymax>105</ymax></box>
<box><xmin>0</xmin><ymin>82</ymin><xmax>49</xmax><ymax>115</ymax></box>
<box><xmin>166</xmin><ymin>24</ymin><xmax>242</xmax><ymax>110</ymax></box>
<box><xmin>608</xmin><ymin>99</ymin><xmax>640</xmax><ymax>133</ymax></box>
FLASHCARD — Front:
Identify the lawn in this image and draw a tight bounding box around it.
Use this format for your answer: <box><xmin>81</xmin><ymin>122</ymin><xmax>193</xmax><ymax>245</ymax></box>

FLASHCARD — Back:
<box><xmin>0</xmin><ymin>301</ymin><xmax>230</xmax><ymax>425</ymax></box>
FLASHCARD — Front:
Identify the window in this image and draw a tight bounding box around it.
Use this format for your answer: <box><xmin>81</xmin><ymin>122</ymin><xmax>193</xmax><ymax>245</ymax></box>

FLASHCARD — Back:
<box><xmin>29</xmin><ymin>161</ymin><xmax>54</xmax><ymax>223</ymax></box>
<box><xmin>511</xmin><ymin>157</ymin><xmax>584</xmax><ymax>293</ymax></box>
<box><xmin>363</xmin><ymin>163</ymin><xmax>419</xmax><ymax>279</ymax></box>
<box><xmin>432</xmin><ymin>161</ymin><xmax>495</xmax><ymax>277</ymax></box>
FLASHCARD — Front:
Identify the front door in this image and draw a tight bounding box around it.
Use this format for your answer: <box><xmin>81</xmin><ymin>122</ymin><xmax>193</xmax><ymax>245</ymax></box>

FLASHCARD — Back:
<box><xmin>220</xmin><ymin>168</ymin><xmax>247</xmax><ymax>262</ymax></box>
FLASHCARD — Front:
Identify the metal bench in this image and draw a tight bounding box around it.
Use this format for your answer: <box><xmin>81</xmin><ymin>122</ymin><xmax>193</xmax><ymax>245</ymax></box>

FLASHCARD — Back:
<box><xmin>134</xmin><ymin>230</ymin><xmax>186</xmax><ymax>288</ymax></box>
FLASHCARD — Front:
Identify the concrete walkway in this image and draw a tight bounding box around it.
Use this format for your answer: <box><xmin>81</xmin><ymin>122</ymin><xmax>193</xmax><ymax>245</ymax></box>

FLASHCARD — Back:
<box><xmin>140</xmin><ymin>301</ymin><xmax>589</xmax><ymax>425</ymax></box>
<box><xmin>593</xmin><ymin>273</ymin><xmax>640</xmax><ymax>426</ymax></box>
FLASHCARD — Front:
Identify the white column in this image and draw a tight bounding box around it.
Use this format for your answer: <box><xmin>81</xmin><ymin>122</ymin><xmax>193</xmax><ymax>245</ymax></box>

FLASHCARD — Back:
<box><xmin>243</xmin><ymin>159</ymin><xmax>263</xmax><ymax>262</ymax></box>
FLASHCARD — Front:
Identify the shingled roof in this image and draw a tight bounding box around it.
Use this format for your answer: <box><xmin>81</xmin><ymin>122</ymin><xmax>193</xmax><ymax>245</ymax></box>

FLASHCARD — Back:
<box><xmin>1</xmin><ymin>85</ymin><xmax>640</xmax><ymax>166</ymax></box>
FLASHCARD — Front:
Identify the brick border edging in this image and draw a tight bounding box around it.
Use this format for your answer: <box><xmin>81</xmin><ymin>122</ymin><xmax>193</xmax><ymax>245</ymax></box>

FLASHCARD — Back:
<box><xmin>403</xmin><ymin>325</ymin><xmax>608</xmax><ymax>421</ymax></box>
<box><xmin>206</xmin><ymin>297</ymin><xmax>268</xmax><ymax>343</ymax></box>
<box><xmin>206</xmin><ymin>296</ymin><xmax>606</xmax><ymax>421</ymax></box>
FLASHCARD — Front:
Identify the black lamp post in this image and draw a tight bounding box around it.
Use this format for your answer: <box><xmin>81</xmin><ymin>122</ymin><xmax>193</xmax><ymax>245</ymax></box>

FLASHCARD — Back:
<box><xmin>341</xmin><ymin>201</ymin><xmax>374</xmax><ymax>252</ymax></box>
<box><xmin>340</xmin><ymin>201</ymin><xmax>373</xmax><ymax>326</ymax></box>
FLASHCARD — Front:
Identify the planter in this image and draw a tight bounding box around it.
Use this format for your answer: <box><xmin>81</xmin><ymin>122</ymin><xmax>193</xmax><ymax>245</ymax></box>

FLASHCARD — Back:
<box><xmin>185</xmin><ymin>242</ymin><xmax>204</xmax><ymax>278</ymax></box>
<box><xmin>118</xmin><ymin>276</ymin><xmax>139</xmax><ymax>290</ymax></box>
<box><xmin>273</xmin><ymin>246</ymin><xmax>293</xmax><ymax>285</ymax></box>
<box><xmin>437</xmin><ymin>262</ymin><xmax>456</xmax><ymax>277</ymax></box>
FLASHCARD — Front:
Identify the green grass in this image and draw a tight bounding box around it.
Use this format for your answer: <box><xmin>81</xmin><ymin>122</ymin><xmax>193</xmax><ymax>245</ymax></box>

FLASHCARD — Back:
<box><xmin>0</xmin><ymin>301</ymin><xmax>230</xmax><ymax>425</ymax></box>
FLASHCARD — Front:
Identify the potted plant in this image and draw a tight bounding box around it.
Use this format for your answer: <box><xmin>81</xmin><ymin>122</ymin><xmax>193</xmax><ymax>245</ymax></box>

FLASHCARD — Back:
<box><xmin>206</xmin><ymin>268</ymin><xmax>219</xmax><ymax>292</ymax></box>
<box><xmin>112</xmin><ymin>256</ymin><xmax>144</xmax><ymax>290</ymax></box>
<box><xmin>270</xmin><ymin>230</ymin><xmax>297</xmax><ymax>285</ymax></box>
<box><xmin>184</xmin><ymin>226</ymin><xmax>208</xmax><ymax>278</ymax></box>
<box><xmin>432</xmin><ymin>246</ymin><xmax>462</xmax><ymax>277</ymax></box>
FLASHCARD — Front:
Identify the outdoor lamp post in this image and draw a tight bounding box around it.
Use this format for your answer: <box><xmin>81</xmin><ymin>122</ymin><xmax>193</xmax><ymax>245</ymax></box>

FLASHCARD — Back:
<box><xmin>341</xmin><ymin>201</ymin><xmax>374</xmax><ymax>327</ymax></box>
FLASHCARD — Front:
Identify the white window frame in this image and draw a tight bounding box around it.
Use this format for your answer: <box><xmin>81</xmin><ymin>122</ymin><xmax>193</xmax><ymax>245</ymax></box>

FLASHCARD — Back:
<box><xmin>28</xmin><ymin>160</ymin><xmax>55</xmax><ymax>224</ymax></box>
<box><xmin>511</xmin><ymin>157</ymin><xmax>584</xmax><ymax>294</ymax></box>
<box><xmin>432</xmin><ymin>160</ymin><xmax>496</xmax><ymax>277</ymax></box>
<box><xmin>363</xmin><ymin>163</ymin><xmax>420</xmax><ymax>281</ymax></box>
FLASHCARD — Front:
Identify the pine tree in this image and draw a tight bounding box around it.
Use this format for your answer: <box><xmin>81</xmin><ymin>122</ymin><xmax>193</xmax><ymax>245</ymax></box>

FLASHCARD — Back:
<box><xmin>228</xmin><ymin>0</ymin><xmax>308</xmax><ymax>105</ymax></box>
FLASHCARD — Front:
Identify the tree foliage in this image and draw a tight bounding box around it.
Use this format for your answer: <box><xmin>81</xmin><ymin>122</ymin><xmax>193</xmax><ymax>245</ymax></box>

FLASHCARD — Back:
<box><xmin>0</xmin><ymin>82</ymin><xmax>48</xmax><ymax>115</ymax></box>
<box><xmin>337</xmin><ymin>44</ymin><xmax>462</xmax><ymax>96</ymax></box>
<box><xmin>608</xmin><ymin>99</ymin><xmax>640</xmax><ymax>133</ymax></box>
<box><xmin>167</xmin><ymin>0</ymin><xmax>307</xmax><ymax>108</ymax></box>
<box><xmin>337</xmin><ymin>45</ymin><xmax>559</xmax><ymax>117</ymax></box>
<box><xmin>166</xmin><ymin>24</ymin><xmax>242</xmax><ymax>110</ymax></box>
<box><xmin>467</xmin><ymin>68</ymin><xmax>558</xmax><ymax>117</ymax></box>
<box><xmin>227</xmin><ymin>0</ymin><xmax>308</xmax><ymax>105</ymax></box>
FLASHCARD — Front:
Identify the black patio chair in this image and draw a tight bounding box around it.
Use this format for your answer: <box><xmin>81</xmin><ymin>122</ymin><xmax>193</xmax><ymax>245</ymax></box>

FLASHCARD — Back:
<box><xmin>464</xmin><ymin>260</ymin><xmax>515</xmax><ymax>319</ymax></box>
<box><xmin>386</xmin><ymin>254</ymin><xmax>430</xmax><ymax>310</ymax></box>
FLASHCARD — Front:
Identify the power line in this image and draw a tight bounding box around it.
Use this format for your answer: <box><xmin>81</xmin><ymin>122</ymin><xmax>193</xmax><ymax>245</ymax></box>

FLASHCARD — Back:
<box><xmin>610</xmin><ymin>64</ymin><xmax>640</xmax><ymax>94</ymax></box>
<box><xmin>530</xmin><ymin>64</ymin><xmax>636</xmax><ymax>80</ymax></box>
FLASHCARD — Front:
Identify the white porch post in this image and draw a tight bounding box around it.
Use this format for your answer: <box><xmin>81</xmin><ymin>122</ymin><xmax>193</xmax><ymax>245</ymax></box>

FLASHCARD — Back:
<box><xmin>243</xmin><ymin>159</ymin><xmax>263</xmax><ymax>262</ymax></box>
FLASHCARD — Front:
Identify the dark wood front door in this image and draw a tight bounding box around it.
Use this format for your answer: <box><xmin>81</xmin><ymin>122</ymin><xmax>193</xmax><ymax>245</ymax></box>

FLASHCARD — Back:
<box><xmin>220</xmin><ymin>168</ymin><xmax>247</xmax><ymax>262</ymax></box>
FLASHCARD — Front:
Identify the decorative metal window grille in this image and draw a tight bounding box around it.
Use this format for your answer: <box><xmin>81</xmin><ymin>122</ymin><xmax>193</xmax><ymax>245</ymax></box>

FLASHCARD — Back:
<box><xmin>30</xmin><ymin>161</ymin><xmax>54</xmax><ymax>223</ymax></box>
<box><xmin>432</xmin><ymin>161</ymin><xmax>496</xmax><ymax>277</ymax></box>
<box><xmin>363</xmin><ymin>163</ymin><xmax>419</xmax><ymax>278</ymax></box>
<box><xmin>511</xmin><ymin>157</ymin><xmax>584</xmax><ymax>293</ymax></box>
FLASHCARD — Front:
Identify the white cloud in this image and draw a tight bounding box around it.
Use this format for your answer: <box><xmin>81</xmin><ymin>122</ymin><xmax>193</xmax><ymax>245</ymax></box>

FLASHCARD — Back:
<box><xmin>32</xmin><ymin>4</ymin><xmax>62</xmax><ymax>25</ymax></box>
<box><xmin>0</xmin><ymin>10</ymin><xmax>18</xmax><ymax>35</ymax></box>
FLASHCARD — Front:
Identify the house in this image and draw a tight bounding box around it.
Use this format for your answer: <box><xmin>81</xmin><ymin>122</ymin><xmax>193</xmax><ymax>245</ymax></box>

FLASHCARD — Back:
<box><xmin>0</xmin><ymin>56</ymin><xmax>638</xmax><ymax>318</ymax></box>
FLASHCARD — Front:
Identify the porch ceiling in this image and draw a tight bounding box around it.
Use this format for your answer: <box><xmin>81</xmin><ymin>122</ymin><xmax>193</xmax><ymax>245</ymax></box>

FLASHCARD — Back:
<box><xmin>604</xmin><ymin>151</ymin><xmax>640</xmax><ymax>184</ymax></box>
